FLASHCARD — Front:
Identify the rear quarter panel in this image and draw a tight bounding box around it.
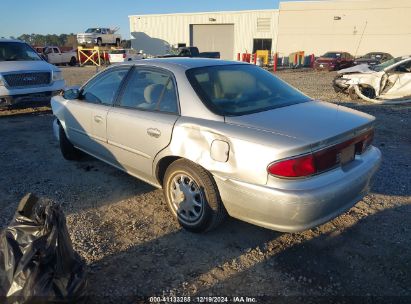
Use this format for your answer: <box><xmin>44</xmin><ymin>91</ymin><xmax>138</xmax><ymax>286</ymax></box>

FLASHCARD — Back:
<box><xmin>154</xmin><ymin>116</ymin><xmax>309</xmax><ymax>186</ymax></box>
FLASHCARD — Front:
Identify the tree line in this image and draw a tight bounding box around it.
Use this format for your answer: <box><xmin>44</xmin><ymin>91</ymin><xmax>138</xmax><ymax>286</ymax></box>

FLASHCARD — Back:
<box><xmin>4</xmin><ymin>34</ymin><xmax>78</xmax><ymax>47</ymax></box>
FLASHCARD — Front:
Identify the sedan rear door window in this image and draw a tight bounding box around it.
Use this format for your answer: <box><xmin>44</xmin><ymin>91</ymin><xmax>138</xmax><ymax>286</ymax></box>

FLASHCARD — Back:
<box><xmin>117</xmin><ymin>68</ymin><xmax>179</xmax><ymax>114</ymax></box>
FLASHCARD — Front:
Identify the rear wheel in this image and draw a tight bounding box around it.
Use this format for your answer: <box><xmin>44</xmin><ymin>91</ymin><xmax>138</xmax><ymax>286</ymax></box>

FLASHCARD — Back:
<box><xmin>163</xmin><ymin>159</ymin><xmax>227</xmax><ymax>232</ymax></box>
<box><xmin>97</xmin><ymin>38</ymin><xmax>102</xmax><ymax>47</ymax></box>
<box><xmin>59</xmin><ymin>124</ymin><xmax>81</xmax><ymax>160</ymax></box>
<box><xmin>69</xmin><ymin>56</ymin><xmax>77</xmax><ymax>66</ymax></box>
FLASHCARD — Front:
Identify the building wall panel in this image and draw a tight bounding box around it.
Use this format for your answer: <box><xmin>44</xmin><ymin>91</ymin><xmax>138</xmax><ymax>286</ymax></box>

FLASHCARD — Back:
<box><xmin>129</xmin><ymin>10</ymin><xmax>279</xmax><ymax>59</ymax></box>
<box><xmin>276</xmin><ymin>0</ymin><xmax>411</xmax><ymax>57</ymax></box>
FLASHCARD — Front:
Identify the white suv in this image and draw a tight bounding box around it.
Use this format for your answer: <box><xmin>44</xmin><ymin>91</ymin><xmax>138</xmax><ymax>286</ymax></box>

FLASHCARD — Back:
<box><xmin>0</xmin><ymin>39</ymin><xmax>65</xmax><ymax>108</ymax></box>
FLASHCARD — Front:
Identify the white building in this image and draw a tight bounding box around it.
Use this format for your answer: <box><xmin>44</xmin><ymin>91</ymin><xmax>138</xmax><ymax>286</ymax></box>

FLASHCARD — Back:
<box><xmin>129</xmin><ymin>0</ymin><xmax>411</xmax><ymax>60</ymax></box>
<box><xmin>129</xmin><ymin>10</ymin><xmax>279</xmax><ymax>60</ymax></box>
<box><xmin>276</xmin><ymin>0</ymin><xmax>411</xmax><ymax>57</ymax></box>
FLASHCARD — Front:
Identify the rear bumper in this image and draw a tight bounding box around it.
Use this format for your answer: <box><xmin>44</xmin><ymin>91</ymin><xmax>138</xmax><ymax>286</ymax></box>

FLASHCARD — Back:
<box><xmin>109</xmin><ymin>58</ymin><xmax>126</xmax><ymax>63</ymax></box>
<box><xmin>215</xmin><ymin>146</ymin><xmax>381</xmax><ymax>232</ymax></box>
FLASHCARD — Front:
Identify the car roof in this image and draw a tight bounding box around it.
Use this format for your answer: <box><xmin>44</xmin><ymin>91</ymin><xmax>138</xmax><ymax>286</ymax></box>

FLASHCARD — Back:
<box><xmin>118</xmin><ymin>57</ymin><xmax>248</xmax><ymax>71</ymax></box>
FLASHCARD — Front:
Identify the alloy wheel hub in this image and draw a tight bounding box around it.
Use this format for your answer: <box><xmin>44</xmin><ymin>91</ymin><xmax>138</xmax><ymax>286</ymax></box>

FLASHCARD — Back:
<box><xmin>170</xmin><ymin>174</ymin><xmax>203</xmax><ymax>223</ymax></box>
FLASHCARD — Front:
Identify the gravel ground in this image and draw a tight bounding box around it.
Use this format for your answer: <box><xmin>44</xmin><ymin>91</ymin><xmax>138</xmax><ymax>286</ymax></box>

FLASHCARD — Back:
<box><xmin>0</xmin><ymin>66</ymin><xmax>410</xmax><ymax>303</ymax></box>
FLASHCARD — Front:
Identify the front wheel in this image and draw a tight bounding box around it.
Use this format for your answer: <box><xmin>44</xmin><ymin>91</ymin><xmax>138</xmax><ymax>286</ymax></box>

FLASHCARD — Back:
<box><xmin>163</xmin><ymin>159</ymin><xmax>227</xmax><ymax>232</ymax></box>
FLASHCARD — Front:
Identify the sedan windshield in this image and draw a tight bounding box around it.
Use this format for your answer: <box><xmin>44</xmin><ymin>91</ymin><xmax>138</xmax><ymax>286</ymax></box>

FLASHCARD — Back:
<box><xmin>85</xmin><ymin>28</ymin><xmax>99</xmax><ymax>33</ymax></box>
<box><xmin>322</xmin><ymin>52</ymin><xmax>341</xmax><ymax>58</ymax></box>
<box><xmin>0</xmin><ymin>42</ymin><xmax>42</xmax><ymax>61</ymax></box>
<box><xmin>361</xmin><ymin>53</ymin><xmax>382</xmax><ymax>59</ymax></box>
<box><xmin>371</xmin><ymin>56</ymin><xmax>407</xmax><ymax>72</ymax></box>
<box><xmin>186</xmin><ymin>64</ymin><xmax>311</xmax><ymax>116</ymax></box>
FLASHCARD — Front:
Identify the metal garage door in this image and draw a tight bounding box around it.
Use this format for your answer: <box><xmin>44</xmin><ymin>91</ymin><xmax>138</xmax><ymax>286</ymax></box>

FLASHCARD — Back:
<box><xmin>191</xmin><ymin>24</ymin><xmax>234</xmax><ymax>60</ymax></box>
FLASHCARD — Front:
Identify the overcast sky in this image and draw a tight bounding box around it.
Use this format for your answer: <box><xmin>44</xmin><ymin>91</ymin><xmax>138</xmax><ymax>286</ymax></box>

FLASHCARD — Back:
<box><xmin>1</xmin><ymin>0</ymin><xmax>301</xmax><ymax>39</ymax></box>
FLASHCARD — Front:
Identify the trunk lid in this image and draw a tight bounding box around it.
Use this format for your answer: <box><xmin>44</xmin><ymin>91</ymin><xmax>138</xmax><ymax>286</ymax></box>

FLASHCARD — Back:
<box><xmin>225</xmin><ymin>101</ymin><xmax>375</xmax><ymax>150</ymax></box>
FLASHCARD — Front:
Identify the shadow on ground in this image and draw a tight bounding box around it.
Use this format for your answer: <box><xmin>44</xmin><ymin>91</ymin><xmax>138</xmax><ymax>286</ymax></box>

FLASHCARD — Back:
<box><xmin>87</xmin><ymin>204</ymin><xmax>410</xmax><ymax>303</ymax></box>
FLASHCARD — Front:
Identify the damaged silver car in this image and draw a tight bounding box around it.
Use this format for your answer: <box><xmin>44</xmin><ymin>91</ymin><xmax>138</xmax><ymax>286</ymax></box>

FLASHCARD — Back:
<box><xmin>334</xmin><ymin>56</ymin><xmax>411</xmax><ymax>104</ymax></box>
<box><xmin>51</xmin><ymin>58</ymin><xmax>381</xmax><ymax>233</ymax></box>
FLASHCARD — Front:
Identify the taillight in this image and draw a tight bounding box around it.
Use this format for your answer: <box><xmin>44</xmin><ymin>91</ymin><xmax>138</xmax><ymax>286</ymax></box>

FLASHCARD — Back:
<box><xmin>268</xmin><ymin>154</ymin><xmax>316</xmax><ymax>178</ymax></box>
<box><xmin>356</xmin><ymin>130</ymin><xmax>374</xmax><ymax>154</ymax></box>
<box><xmin>268</xmin><ymin>129</ymin><xmax>374</xmax><ymax>178</ymax></box>
<box><xmin>123</xmin><ymin>53</ymin><xmax>126</xmax><ymax>59</ymax></box>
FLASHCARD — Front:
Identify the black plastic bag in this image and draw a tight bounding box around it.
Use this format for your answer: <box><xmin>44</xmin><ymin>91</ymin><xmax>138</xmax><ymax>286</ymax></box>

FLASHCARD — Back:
<box><xmin>0</xmin><ymin>194</ymin><xmax>87</xmax><ymax>303</ymax></box>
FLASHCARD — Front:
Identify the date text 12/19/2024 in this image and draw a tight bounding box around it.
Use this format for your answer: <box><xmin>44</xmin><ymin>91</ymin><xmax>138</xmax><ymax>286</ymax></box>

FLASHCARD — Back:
<box><xmin>149</xmin><ymin>296</ymin><xmax>257</xmax><ymax>303</ymax></box>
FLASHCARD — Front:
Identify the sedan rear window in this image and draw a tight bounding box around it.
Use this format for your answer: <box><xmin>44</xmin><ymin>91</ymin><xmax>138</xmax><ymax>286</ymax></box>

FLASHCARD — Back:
<box><xmin>186</xmin><ymin>64</ymin><xmax>310</xmax><ymax>116</ymax></box>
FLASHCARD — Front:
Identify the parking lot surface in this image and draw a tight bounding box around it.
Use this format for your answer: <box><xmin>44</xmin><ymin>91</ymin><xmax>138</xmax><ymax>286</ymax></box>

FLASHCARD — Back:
<box><xmin>0</xmin><ymin>66</ymin><xmax>410</xmax><ymax>303</ymax></box>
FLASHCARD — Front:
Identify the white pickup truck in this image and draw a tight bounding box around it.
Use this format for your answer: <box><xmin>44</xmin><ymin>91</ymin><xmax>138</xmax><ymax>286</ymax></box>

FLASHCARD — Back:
<box><xmin>77</xmin><ymin>28</ymin><xmax>121</xmax><ymax>47</ymax></box>
<box><xmin>44</xmin><ymin>46</ymin><xmax>77</xmax><ymax>66</ymax></box>
<box><xmin>0</xmin><ymin>39</ymin><xmax>65</xmax><ymax>108</ymax></box>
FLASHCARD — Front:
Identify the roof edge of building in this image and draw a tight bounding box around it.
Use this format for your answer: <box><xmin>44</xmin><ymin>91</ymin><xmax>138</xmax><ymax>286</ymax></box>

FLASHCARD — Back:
<box><xmin>128</xmin><ymin>9</ymin><xmax>279</xmax><ymax>18</ymax></box>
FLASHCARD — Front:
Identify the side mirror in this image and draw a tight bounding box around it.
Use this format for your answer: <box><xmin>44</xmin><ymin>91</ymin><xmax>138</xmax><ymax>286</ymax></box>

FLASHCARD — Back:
<box><xmin>63</xmin><ymin>88</ymin><xmax>80</xmax><ymax>100</ymax></box>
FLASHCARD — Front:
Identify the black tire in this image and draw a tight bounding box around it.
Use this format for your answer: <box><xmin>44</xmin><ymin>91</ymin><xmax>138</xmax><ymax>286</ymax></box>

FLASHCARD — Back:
<box><xmin>69</xmin><ymin>56</ymin><xmax>77</xmax><ymax>66</ymax></box>
<box><xmin>59</xmin><ymin>124</ymin><xmax>81</xmax><ymax>160</ymax></box>
<box><xmin>97</xmin><ymin>38</ymin><xmax>102</xmax><ymax>47</ymax></box>
<box><xmin>360</xmin><ymin>86</ymin><xmax>376</xmax><ymax>99</ymax></box>
<box><xmin>349</xmin><ymin>86</ymin><xmax>376</xmax><ymax>100</ymax></box>
<box><xmin>163</xmin><ymin>159</ymin><xmax>227</xmax><ymax>232</ymax></box>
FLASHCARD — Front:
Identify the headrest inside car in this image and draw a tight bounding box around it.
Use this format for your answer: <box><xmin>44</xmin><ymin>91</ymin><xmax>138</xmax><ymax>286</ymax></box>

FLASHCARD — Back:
<box><xmin>144</xmin><ymin>84</ymin><xmax>164</xmax><ymax>104</ymax></box>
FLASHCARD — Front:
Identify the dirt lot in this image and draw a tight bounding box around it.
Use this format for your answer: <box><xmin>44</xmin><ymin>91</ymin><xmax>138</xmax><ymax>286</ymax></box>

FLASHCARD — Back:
<box><xmin>0</xmin><ymin>66</ymin><xmax>410</xmax><ymax>303</ymax></box>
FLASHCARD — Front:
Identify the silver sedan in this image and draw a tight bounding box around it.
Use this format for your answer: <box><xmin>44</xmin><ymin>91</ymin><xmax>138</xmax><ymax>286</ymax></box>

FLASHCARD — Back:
<box><xmin>51</xmin><ymin>58</ymin><xmax>381</xmax><ymax>232</ymax></box>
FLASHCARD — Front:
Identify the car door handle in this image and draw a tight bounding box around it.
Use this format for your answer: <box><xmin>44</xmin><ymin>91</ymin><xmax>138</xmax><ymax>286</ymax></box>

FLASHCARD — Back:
<box><xmin>94</xmin><ymin>115</ymin><xmax>103</xmax><ymax>123</ymax></box>
<box><xmin>147</xmin><ymin>128</ymin><xmax>161</xmax><ymax>138</ymax></box>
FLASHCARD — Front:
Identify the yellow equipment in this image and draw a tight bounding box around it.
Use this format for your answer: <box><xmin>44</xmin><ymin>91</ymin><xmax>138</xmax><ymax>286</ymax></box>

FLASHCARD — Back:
<box><xmin>256</xmin><ymin>50</ymin><xmax>269</xmax><ymax>65</ymax></box>
<box><xmin>77</xmin><ymin>46</ymin><xmax>112</xmax><ymax>67</ymax></box>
